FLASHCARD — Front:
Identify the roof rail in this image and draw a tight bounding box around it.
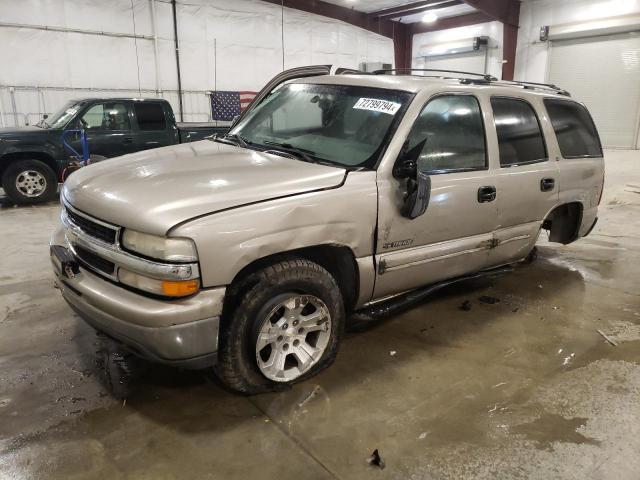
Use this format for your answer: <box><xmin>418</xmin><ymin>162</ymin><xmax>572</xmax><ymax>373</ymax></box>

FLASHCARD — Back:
<box><xmin>373</xmin><ymin>68</ymin><xmax>497</xmax><ymax>83</ymax></box>
<box><xmin>499</xmin><ymin>80</ymin><xmax>571</xmax><ymax>97</ymax></box>
<box><xmin>334</xmin><ymin>67</ymin><xmax>370</xmax><ymax>75</ymax></box>
<box><xmin>372</xmin><ymin>68</ymin><xmax>571</xmax><ymax>96</ymax></box>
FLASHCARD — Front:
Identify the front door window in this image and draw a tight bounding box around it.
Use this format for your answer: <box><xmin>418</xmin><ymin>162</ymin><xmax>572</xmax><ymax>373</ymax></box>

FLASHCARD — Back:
<box><xmin>80</xmin><ymin>102</ymin><xmax>131</xmax><ymax>131</ymax></box>
<box><xmin>404</xmin><ymin>94</ymin><xmax>487</xmax><ymax>174</ymax></box>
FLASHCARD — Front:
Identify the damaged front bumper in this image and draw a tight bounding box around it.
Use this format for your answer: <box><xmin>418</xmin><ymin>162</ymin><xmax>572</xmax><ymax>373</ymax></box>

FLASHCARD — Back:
<box><xmin>51</xmin><ymin>227</ymin><xmax>224</xmax><ymax>369</ymax></box>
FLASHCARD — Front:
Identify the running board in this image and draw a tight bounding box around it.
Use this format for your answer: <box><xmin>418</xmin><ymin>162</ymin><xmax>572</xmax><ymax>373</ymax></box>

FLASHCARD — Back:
<box><xmin>350</xmin><ymin>265</ymin><xmax>514</xmax><ymax>326</ymax></box>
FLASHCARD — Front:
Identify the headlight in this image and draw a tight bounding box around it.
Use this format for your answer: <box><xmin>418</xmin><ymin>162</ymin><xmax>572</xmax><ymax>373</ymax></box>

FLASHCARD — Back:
<box><xmin>121</xmin><ymin>229</ymin><xmax>197</xmax><ymax>262</ymax></box>
<box><xmin>118</xmin><ymin>268</ymin><xmax>200</xmax><ymax>297</ymax></box>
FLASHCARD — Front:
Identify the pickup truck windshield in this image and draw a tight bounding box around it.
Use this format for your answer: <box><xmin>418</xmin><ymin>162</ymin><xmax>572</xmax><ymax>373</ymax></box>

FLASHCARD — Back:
<box><xmin>41</xmin><ymin>101</ymin><xmax>84</xmax><ymax>129</ymax></box>
<box><xmin>230</xmin><ymin>83</ymin><xmax>412</xmax><ymax>169</ymax></box>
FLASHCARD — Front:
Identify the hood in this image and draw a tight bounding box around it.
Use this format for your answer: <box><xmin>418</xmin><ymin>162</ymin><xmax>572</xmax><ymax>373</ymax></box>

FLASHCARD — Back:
<box><xmin>62</xmin><ymin>140</ymin><xmax>346</xmax><ymax>235</ymax></box>
<box><xmin>0</xmin><ymin>126</ymin><xmax>47</xmax><ymax>137</ymax></box>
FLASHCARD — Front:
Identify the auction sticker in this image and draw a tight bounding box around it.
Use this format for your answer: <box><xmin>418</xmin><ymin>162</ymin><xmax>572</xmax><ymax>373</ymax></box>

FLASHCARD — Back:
<box><xmin>353</xmin><ymin>98</ymin><xmax>401</xmax><ymax>115</ymax></box>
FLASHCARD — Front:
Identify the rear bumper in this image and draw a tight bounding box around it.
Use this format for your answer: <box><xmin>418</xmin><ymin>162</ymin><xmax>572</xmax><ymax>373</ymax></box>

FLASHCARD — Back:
<box><xmin>51</xmin><ymin>228</ymin><xmax>225</xmax><ymax>369</ymax></box>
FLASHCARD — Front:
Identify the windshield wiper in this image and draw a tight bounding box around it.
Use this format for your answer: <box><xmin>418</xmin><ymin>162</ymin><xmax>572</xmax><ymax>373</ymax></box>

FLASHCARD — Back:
<box><xmin>261</xmin><ymin>141</ymin><xmax>320</xmax><ymax>163</ymax></box>
<box><xmin>215</xmin><ymin>133</ymin><xmax>251</xmax><ymax>148</ymax></box>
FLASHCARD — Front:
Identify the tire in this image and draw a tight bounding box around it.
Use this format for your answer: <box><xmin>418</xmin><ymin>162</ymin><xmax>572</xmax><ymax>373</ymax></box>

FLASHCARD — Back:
<box><xmin>2</xmin><ymin>159</ymin><xmax>58</xmax><ymax>204</ymax></box>
<box><xmin>216</xmin><ymin>258</ymin><xmax>345</xmax><ymax>394</ymax></box>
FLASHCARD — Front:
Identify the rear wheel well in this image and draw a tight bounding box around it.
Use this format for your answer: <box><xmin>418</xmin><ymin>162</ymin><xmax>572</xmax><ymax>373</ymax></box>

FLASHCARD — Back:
<box><xmin>542</xmin><ymin>202</ymin><xmax>583</xmax><ymax>244</ymax></box>
<box><xmin>1</xmin><ymin>152</ymin><xmax>58</xmax><ymax>180</ymax></box>
<box><xmin>222</xmin><ymin>245</ymin><xmax>359</xmax><ymax>325</ymax></box>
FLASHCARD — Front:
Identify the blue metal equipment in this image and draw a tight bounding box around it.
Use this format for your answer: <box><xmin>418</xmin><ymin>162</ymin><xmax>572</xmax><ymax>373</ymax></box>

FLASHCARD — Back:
<box><xmin>61</xmin><ymin>129</ymin><xmax>90</xmax><ymax>165</ymax></box>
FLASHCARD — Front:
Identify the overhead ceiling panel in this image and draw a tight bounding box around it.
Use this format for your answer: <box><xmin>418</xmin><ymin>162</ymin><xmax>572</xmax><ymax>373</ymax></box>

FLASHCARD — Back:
<box><xmin>320</xmin><ymin>0</ymin><xmax>429</xmax><ymax>14</ymax></box>
<box><xmin>318</xmin><ymin>0</ymin><xmax>477</xmax><ymax>23</ymax></box>
<box><xmin>395</xmin><ymin>3</ymin><xmax>476</xmax><ymax>23</ymax></box>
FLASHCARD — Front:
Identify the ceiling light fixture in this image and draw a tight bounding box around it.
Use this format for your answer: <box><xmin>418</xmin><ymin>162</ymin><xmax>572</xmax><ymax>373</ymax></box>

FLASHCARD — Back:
<box><xmin>422</xmin><ymin>12</ymin><xmax>438</xmax><ymax>23</ymax></box>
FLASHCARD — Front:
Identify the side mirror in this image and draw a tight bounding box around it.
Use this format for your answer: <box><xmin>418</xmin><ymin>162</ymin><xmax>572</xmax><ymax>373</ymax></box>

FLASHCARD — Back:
<box><xmin>43</xmin><ymin>114</ymin><xmax>49</xmax><ymax>120</ymax></box>
<box><xmin>401</xmin><ymin>171</ymin><xmax>431</xmax><ymax>219</ymax></box>
<box><xmin>393</xmin><ymin>138</ymin><xmax>431</xmax><ymax>219</ymax></box>
<box><xmin>393</xmin><ymin>158</ymin><xmax>417</xmax><ymax>179</ymax></box>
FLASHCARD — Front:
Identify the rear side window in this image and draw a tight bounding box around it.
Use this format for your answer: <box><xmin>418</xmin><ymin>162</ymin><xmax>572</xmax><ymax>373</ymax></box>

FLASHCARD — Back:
<box><xmin>406</xmin><ymin>94</ymin><xmax>487</xmax><ymax>173</ymax></box>
<box><xmin>544</xmin><ymin>99</ymin><xmax>602</xmax><ymax>158</ymax></box>
<box><xmin>491</xmin><ymin>97</ymin><xmax>547</xmax><ymax>167</ymax></box>
<box><xmin>133</xmin><ymin>103</ymin><xmax>167</xmax><ymax>131</ymax></box>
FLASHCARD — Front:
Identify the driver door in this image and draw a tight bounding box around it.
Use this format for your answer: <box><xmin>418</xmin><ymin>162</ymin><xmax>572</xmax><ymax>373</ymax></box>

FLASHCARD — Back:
<box><xmin>76</xmin><ymin>101</ymin><xmax>135</xmax><ymax>158</ymax></box>
<box><xmin>374</xmin><ymin>93</ymin><xmax>499</xmax><ymax>298</ymax></box>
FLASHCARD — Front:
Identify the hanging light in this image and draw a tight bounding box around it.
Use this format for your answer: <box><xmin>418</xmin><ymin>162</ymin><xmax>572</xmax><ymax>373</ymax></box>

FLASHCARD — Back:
<box><xmin>422</xmin><ymin>12</ymin><xmax>438</xmax><ymax>23</ymax></box>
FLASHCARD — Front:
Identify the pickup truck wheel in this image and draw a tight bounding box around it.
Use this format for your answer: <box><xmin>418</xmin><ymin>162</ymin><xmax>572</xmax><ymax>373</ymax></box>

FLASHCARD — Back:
<box><xmin>216</xmin><ymin>259</ymin><xmax>345</xmax><ymax>394</ymax></box>
<box><xmin>2</xmin><ymin>159</ymin><xmax>57</xmax><ymax>204</ymax></box>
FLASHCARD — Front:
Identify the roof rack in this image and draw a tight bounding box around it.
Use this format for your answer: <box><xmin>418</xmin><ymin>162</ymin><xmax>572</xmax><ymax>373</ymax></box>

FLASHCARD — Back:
<box><xmin>372</xmin><ymin>68</ymin><xmax>571</xmax><ymax>96</ymax></box>
<box><xmin>334</xmin><ymin>67</ymin><xmax>370</xmax><ymax>75</ymax></box>
<box><xmin>373</xmin><ymin>68</ymin><xmax>497</xmax><ymax>83</ymax></box>
<box><xmin>497</xmin><ymin>80</ymin><xmax>571</xmax><ymax>97</ymax></box>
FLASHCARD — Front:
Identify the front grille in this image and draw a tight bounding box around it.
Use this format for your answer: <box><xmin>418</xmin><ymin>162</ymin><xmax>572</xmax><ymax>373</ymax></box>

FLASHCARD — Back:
<box><xmin>66</xmin><ymin>207</ymin><xmax>117</xmax><ymax>244</ymax></box>
<box><xmin>75</xmin><ymin>245</ymin><xmax>115</xmax><ymax>275</ymax></box>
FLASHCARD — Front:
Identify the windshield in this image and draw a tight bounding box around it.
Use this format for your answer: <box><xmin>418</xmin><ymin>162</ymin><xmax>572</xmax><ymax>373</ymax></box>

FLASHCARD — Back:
<box><xmin>229</xmin><ymin>83</ymin><xmax>412</xmax><ymax>169</ymax></box>
<box><xmin>40</xmin><ymin>101</ymin><xmax>83</xmax><ymax>129</ymax></box>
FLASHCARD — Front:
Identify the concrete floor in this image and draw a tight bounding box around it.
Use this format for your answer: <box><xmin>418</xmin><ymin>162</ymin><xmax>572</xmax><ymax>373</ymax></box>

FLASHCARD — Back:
<box><xmin>1</xmin><ymin>150</ymin><xmax>639</xmax><ymax>479</ymax></box>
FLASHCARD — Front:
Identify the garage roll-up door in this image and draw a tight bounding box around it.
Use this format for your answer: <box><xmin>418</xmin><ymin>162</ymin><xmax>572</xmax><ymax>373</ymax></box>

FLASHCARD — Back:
<box><xmin>422</xmin><ymin>50</ymin><xmax>487</xmax><ymax>75</ymax></box>
<box><xmin>548</xmin><ymin>33</ymin><xmax>640</xmax><ymax>149</ymax></box>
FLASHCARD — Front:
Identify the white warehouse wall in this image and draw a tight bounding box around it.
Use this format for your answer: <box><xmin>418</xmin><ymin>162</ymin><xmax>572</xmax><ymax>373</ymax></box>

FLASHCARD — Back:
<box><xmin>411</xmin><ymin>21</ymin><xmax>504</xmax><ymax>80</ymax></box>
<box><xmin>514</xmin><ymin>0</ymin><xmax>640</xmax><ymax>82</ymax></box>
<box><xmin>0</xmin><ymin>0</ymin><xmax>394</xmax><ymax>126</ymax></box>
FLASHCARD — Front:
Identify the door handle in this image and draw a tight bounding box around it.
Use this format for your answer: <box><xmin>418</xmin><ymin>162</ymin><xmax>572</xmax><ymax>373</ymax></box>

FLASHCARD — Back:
<box><xmin>540</xmin><ymin>178</ymin><xmax>555</xmax><ymax>192</ymax></box>
<box><xmin>477</xmin><ymin>186</ymin><xmax>497</xmax><ymax>203</ymax></box>
<box><xmin>123</xmin><ymin>137</ymin><xmax>133</xmax><ymax>144</ymax></box>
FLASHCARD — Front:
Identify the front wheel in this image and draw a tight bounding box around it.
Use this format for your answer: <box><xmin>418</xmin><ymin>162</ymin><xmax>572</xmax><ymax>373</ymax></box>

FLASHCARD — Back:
<box><xmin>2</xmin><ymin>159</ymin><xmax>58</xmax><ymax>204</ymax></box>
<box><xmin>216</xmin><ymin>259</ymin><xmax>345</xmax><ymax>394</ymax></box>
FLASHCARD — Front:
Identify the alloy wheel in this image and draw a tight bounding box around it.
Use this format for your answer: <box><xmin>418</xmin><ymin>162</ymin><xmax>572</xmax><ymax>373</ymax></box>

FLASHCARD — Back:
<box><xmin>15</xmin><ymin>170</ymin><xmax>47</xmax><ymax>198</ymax></box>
<box><xmin>255</xmin><ymin>294</ymin><xmax>332</xmax><ymax>382</ymax></box>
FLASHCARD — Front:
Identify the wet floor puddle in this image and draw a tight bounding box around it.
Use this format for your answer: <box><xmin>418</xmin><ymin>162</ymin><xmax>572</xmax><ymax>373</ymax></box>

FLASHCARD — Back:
<box><xmin>511</xmin><ymin>413</ymin><xmax>600</xmax><ymax>451</ymax></box>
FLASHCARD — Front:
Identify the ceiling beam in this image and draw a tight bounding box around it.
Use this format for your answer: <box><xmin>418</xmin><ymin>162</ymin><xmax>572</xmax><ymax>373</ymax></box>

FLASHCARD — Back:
<box><xmin>460</xmin><ymin>0</ymin><xmax>519</xmax><ymax>26</ymax></box>
<box><xmin>410</xmin><ymin>10</ymin><xmax>491</xmax><ymax>34</ymax></box>
<box><xmin>369</xmin><ymin>0</ymin><xmax>462</xmax><ymax>20</ymax></box>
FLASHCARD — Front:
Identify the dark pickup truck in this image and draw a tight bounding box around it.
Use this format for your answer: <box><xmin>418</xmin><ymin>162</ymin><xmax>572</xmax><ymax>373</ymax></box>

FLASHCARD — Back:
<box><xmin>0</xmin><ymin>97</ymin><xmax>228</xmax><ymax>204</ymax></box>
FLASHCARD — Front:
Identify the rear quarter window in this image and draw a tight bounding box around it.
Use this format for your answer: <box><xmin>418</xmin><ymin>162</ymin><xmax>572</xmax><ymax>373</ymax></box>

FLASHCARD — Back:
<box><xmin>543</xmin><ymin>99</ymin><xmax>603</xmax><ymax>158</ymax></box>
<box><xmin>133</xmin><ymin>103</ymin><xmax>167</xmax><ymax>131</ymax></box>
<box><xmin>491</xmin><ymin>97</ymin><xmax>548</xmax><ymax>167</ymax></box>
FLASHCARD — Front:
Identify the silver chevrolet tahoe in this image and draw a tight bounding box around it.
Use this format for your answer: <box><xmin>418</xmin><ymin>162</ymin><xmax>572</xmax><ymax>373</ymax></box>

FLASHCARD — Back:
<box><xmin>51</xmin><ymin>66</ymin><xmax>604</xmax><ymax>394</ymax></box>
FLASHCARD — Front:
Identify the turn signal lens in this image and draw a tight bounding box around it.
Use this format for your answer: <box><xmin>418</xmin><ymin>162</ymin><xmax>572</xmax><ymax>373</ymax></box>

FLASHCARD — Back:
<box><xmin>118</xmin><ymin>268</ymin><xmax>200</xmax><ymax>297</ymax></box>
<box><xmin>161</xmin><ymin>279</ymin><xmax>200</xmax><ymax>297</ymax></box>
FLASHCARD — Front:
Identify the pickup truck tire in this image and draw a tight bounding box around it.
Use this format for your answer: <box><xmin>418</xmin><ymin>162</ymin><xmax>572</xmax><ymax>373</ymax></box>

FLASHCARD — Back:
<box><xmin>2</xmin><ymin>159</ymin><xmax>57</xmax><ymax>204</ymax></box>
<box><xmin>216</xmin><ymin>258</ymin><xmax>345</xmax><ymax>394</ymax></box>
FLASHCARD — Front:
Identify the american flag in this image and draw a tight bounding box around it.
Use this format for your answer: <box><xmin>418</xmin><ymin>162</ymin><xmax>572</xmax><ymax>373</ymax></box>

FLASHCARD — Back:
<box><xmin>210</xmin><ymin>91</ymin><xmax>257</xmax><ymax>121</ymax></box>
